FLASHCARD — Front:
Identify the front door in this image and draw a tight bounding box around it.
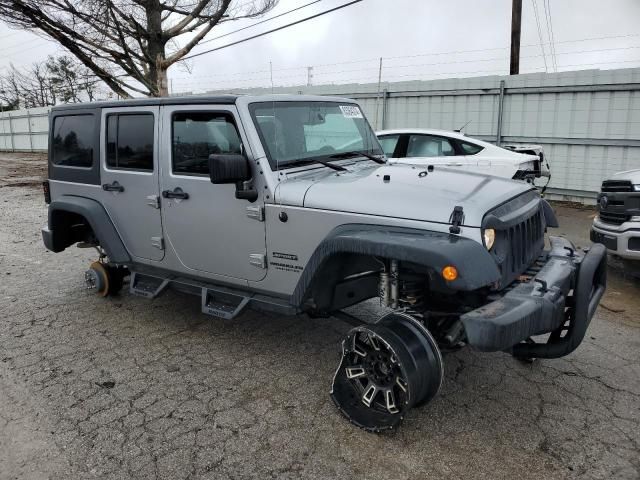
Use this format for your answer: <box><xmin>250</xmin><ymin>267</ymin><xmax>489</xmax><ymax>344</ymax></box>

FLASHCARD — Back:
<box><xmin>405</xmin><ymin>134</ymin><xmax>475</xmax><ymax>169</ymax></box>
<box><xmin>159</xmin><ymin>105</ymin><xmax>267</xmax><ymax>282</ymax></box>
<box><xmin>100</xmin><ymin>107</ymin><xmax>164</xmax><ymax>262</ymax></box>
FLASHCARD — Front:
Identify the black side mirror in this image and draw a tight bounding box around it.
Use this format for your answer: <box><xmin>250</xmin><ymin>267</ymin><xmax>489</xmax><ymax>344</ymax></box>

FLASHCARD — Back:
<box><xmin>208</xmin><ymin>154</ymin><xmax>251</xmax><ymax>184</ymax></box>
<box><xmin>208</xmin><ymin>153</ymin><xmax>258</xmax><ymax>202</ymax></box>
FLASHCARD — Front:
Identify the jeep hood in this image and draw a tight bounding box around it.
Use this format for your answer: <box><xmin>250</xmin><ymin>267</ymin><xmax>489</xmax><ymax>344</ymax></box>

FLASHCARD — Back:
<box><xmin>274</xmin><ymin>163</ymin><xmax>535</xmax><ymax>227</ymax></box>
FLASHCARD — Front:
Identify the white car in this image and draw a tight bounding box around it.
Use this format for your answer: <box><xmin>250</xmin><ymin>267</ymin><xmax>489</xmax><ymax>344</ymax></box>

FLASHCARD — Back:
<box><xmin>376</xmin><ymin>128</ymin><xmax>550</xmax><ymax>184</ymax></box>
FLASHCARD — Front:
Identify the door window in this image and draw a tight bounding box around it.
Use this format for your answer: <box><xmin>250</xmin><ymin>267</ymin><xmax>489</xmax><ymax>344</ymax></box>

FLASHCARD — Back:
<box><xmin>458</xmin><ymin>140</ymin><xmax>484</xmax><ymax>155</ymax></box>
<box><xmin>378</xmin><ymin>134</ymin><xmax>400</xmax><ymax>157</ymax></box>
<box><xmin>106</xmin><ymin>114</ymin><xmax>154</xmax><ymax>171</ymax></box>
<box><xmin>52</xmin><ymin>114</ymin><xmax>95</xmax><ymax>167</ymax></box>
<box><xmin>172</xmin><ymin>112</ymin><xmax>242</xmax><ymax>175</ymax></box>
<box><xmin>407</xmin><ymin>135</ymin><xmax>455</xmax><ymax>157</ymax></box>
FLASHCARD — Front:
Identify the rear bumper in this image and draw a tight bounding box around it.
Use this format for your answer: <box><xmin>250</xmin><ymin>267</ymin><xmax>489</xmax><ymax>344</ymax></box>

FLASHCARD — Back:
<box><xmin>461</xmin><ymin>236</ymin><xmax>607</xmax><ymax>358</ymax></box>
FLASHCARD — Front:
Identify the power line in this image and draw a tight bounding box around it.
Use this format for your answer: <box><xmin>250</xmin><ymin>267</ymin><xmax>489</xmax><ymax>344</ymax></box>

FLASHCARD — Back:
<box><xmin>546</xmin><ymin>0</ymin><xmax>558</xmax><ymax>71</ymax></box>
<box><xmin>170</xmin><ymin>44</ymin><xmax>640</xmax><ymax>86</ymax></box>
<box><xmin>172</xmin><ymin>54</ymin><xmax>640</xmax><ymax>91</ymax></box>
<box><xmin>180</xmin><ymin>0</ymin><xmax>364</xmax><ymax>61</ymax></box>
<box><xmin>531</xmin><ymin>0</ymin><xmax>548</xmax><ymax>72</ymax></box>
<box><xmin>195</xmin><ymin>0</ymin><xmax>324</xmax><ymax>47</ymax></box>
<box><xmin>543</xmin><ymin>0</ymin><xmax>558</xmax><ymax>71</ymax></box>
<box><xmin>0</xmin><ymin>30</ymin><xmax>23</xmax><ymax>40</ymax></box>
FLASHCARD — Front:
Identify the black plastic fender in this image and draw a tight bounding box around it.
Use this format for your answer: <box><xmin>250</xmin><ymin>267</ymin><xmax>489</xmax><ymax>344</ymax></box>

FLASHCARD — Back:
<box><xmin>44</xmin><ymin>196</ymin><xmax>130</xmax><ymax>263</ymax></box>
<box><xmin>541</xmin><ymin>199</ymin><xmax>559</xmax><ymax>228</ymax></box>
<box><xmin>291</xmin><ymin>224</ymin><xmax>500</xmax><ymax>307</ymax></box>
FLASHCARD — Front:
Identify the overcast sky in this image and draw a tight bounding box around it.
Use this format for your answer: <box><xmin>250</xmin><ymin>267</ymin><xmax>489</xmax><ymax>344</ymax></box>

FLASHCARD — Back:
<box><xmin>1</xmin><ymin>0</ymin><xmax>639</xmax><ymax>96</ymax></box>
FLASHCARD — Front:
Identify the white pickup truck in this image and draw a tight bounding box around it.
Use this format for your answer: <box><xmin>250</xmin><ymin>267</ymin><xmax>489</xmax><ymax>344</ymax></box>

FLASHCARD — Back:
<box><xmin>591</xmin><ymin>169</ymin><xmax>640</xmax><ymax>261</ymax></box>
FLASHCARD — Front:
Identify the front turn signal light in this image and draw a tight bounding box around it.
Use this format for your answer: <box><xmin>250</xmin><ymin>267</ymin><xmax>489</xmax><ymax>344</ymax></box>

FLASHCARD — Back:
<box><xmin>442</xmin><ymin>265</ymin><xmax>458</xmax><ymax>282</ymax></box>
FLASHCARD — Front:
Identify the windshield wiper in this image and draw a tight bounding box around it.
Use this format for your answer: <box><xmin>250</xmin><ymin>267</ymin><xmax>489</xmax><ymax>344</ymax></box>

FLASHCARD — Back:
<box><xmin>330</xmin><ymin>151</ymin><xmax>386</xmax><ymax>164</ymax></box>
<box><xmin>292</xmin><ymin>158</ymin><xmax>348</xmax><ymax>171</ymax></box>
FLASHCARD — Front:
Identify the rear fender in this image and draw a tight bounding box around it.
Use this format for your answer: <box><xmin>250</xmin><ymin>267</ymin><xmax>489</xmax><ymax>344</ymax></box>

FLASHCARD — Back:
<box><xmin>44</xmin><ymin>196</ymin><xmax>130</xmax><ymax>263</ymax></box>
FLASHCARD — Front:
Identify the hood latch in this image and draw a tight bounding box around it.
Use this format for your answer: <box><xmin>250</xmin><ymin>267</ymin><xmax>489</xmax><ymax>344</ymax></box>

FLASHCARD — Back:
<box><xmin>449</xmin><ymin>206</ymin><xmax>464</xmax><ymax>234</ymax></box>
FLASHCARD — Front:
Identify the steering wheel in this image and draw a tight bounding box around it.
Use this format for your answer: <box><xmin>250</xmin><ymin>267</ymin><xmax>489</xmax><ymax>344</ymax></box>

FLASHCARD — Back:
<box><xmin>316</xmin><ymin>145</ymin><xmax>336</xmax><ymax>154</ymax></box>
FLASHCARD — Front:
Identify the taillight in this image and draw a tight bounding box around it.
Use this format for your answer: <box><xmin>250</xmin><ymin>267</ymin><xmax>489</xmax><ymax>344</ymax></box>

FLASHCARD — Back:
<box><xmin>42</xmin><ymin>181</ymin><xmax>51</xmax><ymax>204</ymax></box>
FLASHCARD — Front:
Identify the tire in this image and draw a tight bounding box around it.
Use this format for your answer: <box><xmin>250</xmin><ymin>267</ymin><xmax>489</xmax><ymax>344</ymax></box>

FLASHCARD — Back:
<box><xmin>330</xmin><ymin>312</ymin><xmax>443</xmax><ymax>432</ymax></box>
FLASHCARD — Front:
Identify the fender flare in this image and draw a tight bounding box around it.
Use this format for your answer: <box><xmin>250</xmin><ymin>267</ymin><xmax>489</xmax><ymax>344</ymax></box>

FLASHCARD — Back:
<box><xmin>541</xmin><ymin>199</ymin><xmax>559</xmax><ymax>228</ymax></box>
<box><xmin>45</xmin><ymin>196</ymin><xmax>130</xmax><ymax>263</ymax></box>
<box><xmin>291</xmin><ymin>224</ymin><xmax>501</xmax><ymax>306</ymax></box>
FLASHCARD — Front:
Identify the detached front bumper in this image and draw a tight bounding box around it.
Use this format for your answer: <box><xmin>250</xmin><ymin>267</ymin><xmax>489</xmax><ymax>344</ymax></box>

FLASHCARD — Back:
<box><xmin>461</xmin><ymin>236</ymin><xmax>607</xmax><ymax>358</ymax></box>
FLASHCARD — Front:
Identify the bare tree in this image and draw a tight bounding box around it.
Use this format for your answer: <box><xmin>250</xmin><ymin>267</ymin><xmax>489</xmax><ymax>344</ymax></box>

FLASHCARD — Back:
<box><xmin>0</xmin><ymin>1</ymin><xmax>277</xmax><ymax>98</ymax></box>
<box><xmin>0</xmin><ymin>63</ymin><xmax>55</xmax><ymax>109</ymax></box>
<box><xmin>0</xmin><ymin>56</ymin><xmax>106</xmax><ymax>110</ymax></box>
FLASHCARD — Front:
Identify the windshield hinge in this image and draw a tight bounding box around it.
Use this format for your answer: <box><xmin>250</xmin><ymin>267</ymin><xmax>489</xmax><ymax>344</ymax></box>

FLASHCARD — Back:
<box><xmin>246</xmin><ymin>205</ymin><xmax>264</xmax><ymax>222</ymax></box>
<box><xmin>249</xmin><ymin>253</ymin><xmax>267</xmax><ymax>269</ymax></box>
<box><xmin>146</xmin><ymin>195</ymin><xmax>160</xmax><ymax>209</ymax></box>
<box><xmin>151</xmin><ymin>236</ymin><xmax>164</xmax><ymax>250</ymax></box>
<box><xmin>449</xmin><ymin>206</ymin><xmax>465</xmax><ymax>234</ymax></box>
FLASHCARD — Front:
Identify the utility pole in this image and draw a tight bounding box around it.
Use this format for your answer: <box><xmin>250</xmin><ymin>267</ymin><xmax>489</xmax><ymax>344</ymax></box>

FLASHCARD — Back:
<box><xmin>510</xmin><ymin>0</ymin><xmax>522</xmax><ymax>75</ymax></box>
<box><xmin>374</xmin><ymin>57</ymin><xmax>383</xmax><ymax>130</ymax></box>
<box><xmin>306</xmin><ymin>66</ymin><xmax>314</xmax><ymax>87</ymax></box>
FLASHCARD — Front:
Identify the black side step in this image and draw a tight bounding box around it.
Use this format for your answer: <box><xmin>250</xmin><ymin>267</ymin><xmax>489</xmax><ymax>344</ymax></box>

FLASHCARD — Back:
<box><xmin>201</xmin><ymin>288</ymin><xmax>251</xmax><ymax>320</ymax></box>
<box><xmin>129</xmin><ymin>272</ymin><xmax>169</xmax><ymax>299</ymax></box>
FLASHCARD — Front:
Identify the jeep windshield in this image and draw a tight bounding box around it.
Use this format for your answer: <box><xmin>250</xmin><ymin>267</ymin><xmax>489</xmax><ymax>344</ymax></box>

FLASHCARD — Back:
<box><xmin>249</xmin><ymin>101</ymin><xmax>382</xmax><ymax>170</ymax></box>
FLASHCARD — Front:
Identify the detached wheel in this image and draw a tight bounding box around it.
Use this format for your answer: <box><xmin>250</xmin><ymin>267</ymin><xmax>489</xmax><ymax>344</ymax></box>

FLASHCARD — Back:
<box><xmin>85</xmin><ymin>262</ymin><xmax>126</xmax><ymax>297</ymax></box>
<box><xmin>330</xmin><ymin>312</ymin><xmax>443</xmax><ymax>432</ymax></box>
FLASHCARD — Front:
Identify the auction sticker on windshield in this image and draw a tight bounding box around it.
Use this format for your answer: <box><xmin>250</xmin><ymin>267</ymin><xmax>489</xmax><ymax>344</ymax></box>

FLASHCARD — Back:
<box><xmin>339</xmin><ymin>105</ymin><xmax>363</xmax><ymax>118</ymax></box>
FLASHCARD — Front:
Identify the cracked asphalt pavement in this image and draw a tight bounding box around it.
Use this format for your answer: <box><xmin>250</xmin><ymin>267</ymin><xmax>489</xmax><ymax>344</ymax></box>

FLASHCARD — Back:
<box><xmin>0</xmin><ymin>152</ymin><xmax>639</xmax><ymax>479</ymax></box>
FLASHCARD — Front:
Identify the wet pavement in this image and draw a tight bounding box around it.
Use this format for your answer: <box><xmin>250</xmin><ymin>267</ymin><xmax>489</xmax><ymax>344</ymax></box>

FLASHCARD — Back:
<box><xmin>0</xmin><ymin>152</ymin><xmax>639</xmax><ymax>479</ymax></box>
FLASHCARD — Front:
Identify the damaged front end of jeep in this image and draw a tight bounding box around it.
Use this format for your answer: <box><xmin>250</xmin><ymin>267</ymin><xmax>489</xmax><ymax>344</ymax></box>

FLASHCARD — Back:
<box><xmin>298</xmin><ymin>192</ymin><xmax>607</xmax><ymax>432</ymax></box>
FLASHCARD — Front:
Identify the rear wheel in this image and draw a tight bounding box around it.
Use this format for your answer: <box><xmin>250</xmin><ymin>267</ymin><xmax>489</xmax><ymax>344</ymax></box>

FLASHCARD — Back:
<box><xmin>85</xmin><ymin>262</ymin><xmax>127</xmax><ymax>297</ymax></box>
<box><xmin>331</xmin><ymin>312</ymin><xmax>443</xmax><ymax>432</ymax></box>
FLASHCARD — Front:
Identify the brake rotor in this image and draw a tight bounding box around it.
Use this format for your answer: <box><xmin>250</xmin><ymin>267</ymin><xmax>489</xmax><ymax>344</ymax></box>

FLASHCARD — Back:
<box><xmin>85</xmin><ymin>261</ymin><xmax>110</xmax><ymax>297</ymax></box>
<box><xmin>330</xmin><ymin>312</ymin><xmax>443</xmax><ymax>432</ymax></box>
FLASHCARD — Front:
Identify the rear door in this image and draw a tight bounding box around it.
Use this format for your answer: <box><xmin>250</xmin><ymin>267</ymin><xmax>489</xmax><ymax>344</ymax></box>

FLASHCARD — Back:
<box><xmin>100</xmin><ymin>107</ymin><xmax>164</xmax><ymax>261</ymax></box>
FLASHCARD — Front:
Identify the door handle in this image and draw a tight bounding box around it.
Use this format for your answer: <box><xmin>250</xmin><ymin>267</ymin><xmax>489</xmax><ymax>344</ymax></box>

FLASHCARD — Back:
<box><xmin>102</xmin><ymin>181</ymin><xmax>124</xmax><ymax>192</ymax></box>
<box><xmin>162</xmin><ymin>187</ymin><xmax>189</xmax><ymax>200</ymax></box>
<box><xmin>446</xmin><ymin>163</ymin><xmax>463</xmax><ymax>167</ymax></box>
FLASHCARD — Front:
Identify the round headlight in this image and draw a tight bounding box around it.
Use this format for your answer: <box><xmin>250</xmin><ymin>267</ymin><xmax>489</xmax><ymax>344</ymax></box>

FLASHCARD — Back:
<box><xmin>483</xmin><ymin>228</ymin><xmax>496</xmax><ymax>250</ymax></box>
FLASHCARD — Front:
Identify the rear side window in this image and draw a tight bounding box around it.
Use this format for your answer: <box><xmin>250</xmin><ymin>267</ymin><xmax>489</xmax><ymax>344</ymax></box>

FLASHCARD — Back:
<box><xmin>407</xmin><ymin>135</ymin><xmax>455</xmax><ymax>157</ymax></box>
<box><xmin>378</xmin><ymin>134</ymin><xmax>400</xmax><ymax>157</ymax></box>
<box><xmin>106</xmin><ymin>114</ymin><xmax>154</xmax><ymax>171</ymax></box>
<box><xmin>52</xmin><ymin>115</ymin><xmax>95</xmax><ymax>167</ymax></box>
<box><xmin>172</xmin><ymin>112</ymin><xmax>241</xmax><ymax>175</ymax></box>
<box><xmin>458</xmin><ymin>140</ymin><xmax>484</xmax><ymax>155</ymax></box>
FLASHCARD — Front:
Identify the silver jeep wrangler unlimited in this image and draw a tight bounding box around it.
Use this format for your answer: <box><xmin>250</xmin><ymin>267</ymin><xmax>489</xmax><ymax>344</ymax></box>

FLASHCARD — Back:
<box><xmin>42</xmin><ymin>94</ymin><xmax>607</xmax><ymax>431</ymax></box>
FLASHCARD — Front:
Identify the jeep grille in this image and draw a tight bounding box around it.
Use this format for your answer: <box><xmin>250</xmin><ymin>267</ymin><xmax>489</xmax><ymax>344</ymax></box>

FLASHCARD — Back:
<box><xmin>486</xmin><ymin>191</ymin><xmax>546</xmax><ymax>287</ymax></box>
<box><xmin>501</xmin><ymin>208</ymin><xmax>545</xmax><ymax>279</ymax></box>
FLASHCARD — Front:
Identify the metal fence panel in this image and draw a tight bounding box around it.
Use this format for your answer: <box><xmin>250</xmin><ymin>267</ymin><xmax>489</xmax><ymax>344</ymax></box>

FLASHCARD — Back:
<box><xmin>0</xmin><ymin>107</ymin><xmax>50</xmax><ymax>153</ymax></box>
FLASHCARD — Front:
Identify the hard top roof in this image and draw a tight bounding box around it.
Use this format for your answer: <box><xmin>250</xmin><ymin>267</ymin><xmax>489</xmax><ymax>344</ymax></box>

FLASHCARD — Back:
<box><xmin>50</xmin><ymin>93</ymin><xmax>358</xmax><ymax>112</ymax></box>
